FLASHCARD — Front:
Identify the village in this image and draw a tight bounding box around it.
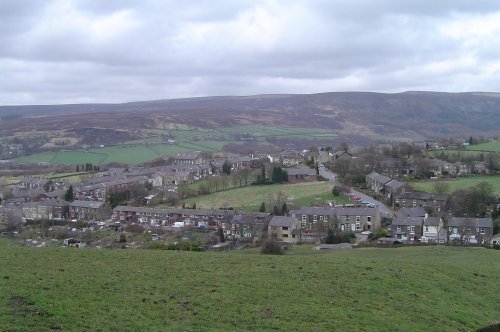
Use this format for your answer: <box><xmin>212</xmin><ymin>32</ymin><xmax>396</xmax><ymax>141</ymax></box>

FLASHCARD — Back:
<box><xmin>1</xmin><ymin>137</ymin><xmax>499</xmax><ymax>251</ymax></box>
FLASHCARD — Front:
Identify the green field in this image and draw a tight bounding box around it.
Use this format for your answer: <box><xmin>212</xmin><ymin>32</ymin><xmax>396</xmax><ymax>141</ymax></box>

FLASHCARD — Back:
<box><xmin>0</xmin><ymin>246</ymin><xmax>498</xmax><ymax>331</ymax></box>
<box><xmin>13</xmin><ymin>125</ymin><xmax>339</xmax><ymax>165</ymax></box>
<box><xmin>411</xmin><ymin>176</ymin><xmax>500</xmax><ymax>195</ymax></box>
<box><xmin>180</xmin><ymin>181</ymin><xmax>347</xmax><ymax>211</ymax></box>
<box><xmin>467</xmin><ymin>139</ymin><xmax>500</xmax><ymax>152</ymax></box>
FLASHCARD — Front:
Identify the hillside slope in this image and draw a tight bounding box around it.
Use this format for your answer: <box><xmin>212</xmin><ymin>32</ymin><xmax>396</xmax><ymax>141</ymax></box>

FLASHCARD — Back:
<box><xmin>1</xmin><ymin>91</ymin><xmax>500</xmax><ymax>140</ymax></box>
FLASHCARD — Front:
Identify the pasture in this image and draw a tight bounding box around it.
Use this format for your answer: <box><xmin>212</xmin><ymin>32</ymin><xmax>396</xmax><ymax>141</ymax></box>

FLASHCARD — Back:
<box><xmin>180</xmin><ymin>181</ymin><xmax>347</xmax><ymax>211</ymax></box>
<box><xmin>0</xmin><ymin>246</ymin><xmax>498</xmax><ymax>331</ymax></box>
<box><xmin>467</xmin><ymin>139</ymin><xmax>500</xmax><ymax>153</ymax></box>
<box><xmin>411</xmin><ymin>176</ymin><xmax>500</xmax><ymax>195</ymax></box>
<box><xmin>12</xmin><ymin>125</ymin><xmax>339</xmax><ymax>165</ymax></box>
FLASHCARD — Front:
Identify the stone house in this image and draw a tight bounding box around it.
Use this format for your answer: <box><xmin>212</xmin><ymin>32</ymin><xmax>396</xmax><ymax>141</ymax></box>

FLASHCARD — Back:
<box><xmin>268</xmin><ymin>216</ymin><xmax>301</xmax><ymax>243</ymax></box>
<box><xmin>391</xmin><ymin>217</ymin><xmax>423</xmax><ymax>242</ymax></box>
<box><xmin>21</xmin><ymin>200</ymin><xmax>70</xmax><ymax>221</ymax></box>
<box><xmin>366</xmin><ymin>172</ymin><xmax>392</xmax><ymax>193</ymax></box>
<box><xmin>447</xmin><ymin>217</ymin><xmax>493</xmax><ymax>244</ymax></box>
<box><xmin>334</xmin><ymin>207</ymin><xmax>381</xmax><ymax>233</ymax></box>
<box><xmin>69</xmin><ymin>201</ymin><xmax>109</xmax><ymax>221</ymax></box>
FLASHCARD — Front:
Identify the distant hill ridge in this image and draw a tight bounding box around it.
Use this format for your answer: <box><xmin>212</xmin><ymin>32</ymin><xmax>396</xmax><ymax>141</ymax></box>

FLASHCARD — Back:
<box><xmin>1</xmin><ymin>91</ymin><xmax>500</xmax><ymax>139</ymax></box>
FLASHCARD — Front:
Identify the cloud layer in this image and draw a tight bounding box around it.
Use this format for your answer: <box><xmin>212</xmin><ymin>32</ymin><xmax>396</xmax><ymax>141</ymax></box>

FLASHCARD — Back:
<box><xmin>1</xmin><ymin>0</ymin><xmax>499</xmax><ymax>105</ymax></box>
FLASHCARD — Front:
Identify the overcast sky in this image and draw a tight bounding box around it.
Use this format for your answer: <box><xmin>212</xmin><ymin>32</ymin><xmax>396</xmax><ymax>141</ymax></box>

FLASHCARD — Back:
<box><xmin>1</xmin><ymin>0</ymin><xmax>500</xmax><ymax>105</ymax></box>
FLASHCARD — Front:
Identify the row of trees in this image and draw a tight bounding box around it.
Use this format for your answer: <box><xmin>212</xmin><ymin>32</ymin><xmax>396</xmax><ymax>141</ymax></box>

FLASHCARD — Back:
<box><xmin>76</xmin><ymin>163</ymin><xmax>100</xmax><ymax>172</ymax></box>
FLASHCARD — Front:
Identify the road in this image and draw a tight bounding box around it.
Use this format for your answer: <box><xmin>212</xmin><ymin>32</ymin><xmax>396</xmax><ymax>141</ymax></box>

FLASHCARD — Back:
<box><xmin>319</xmin><ymin>165</ymin><xmax>393</xmax><ymax>218</ymax></box>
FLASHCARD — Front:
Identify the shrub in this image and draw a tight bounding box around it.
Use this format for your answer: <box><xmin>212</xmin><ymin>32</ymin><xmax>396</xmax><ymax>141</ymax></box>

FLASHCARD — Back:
<box><xmin>261</xmin><ymin>239</ymin><xmax>284</xmax><ymax>255</ymax></box>
<box><xmin>124</xmin><ymin>224</ymin><xmax>145</xmax><ymax>233</ymax></box>
<box><xmin>374</xmin><ymin>228</ymin><xmax>388</xmax><ymax>239</ymax></box>
<box><xmin>147</xmin><ymin>241</ymin><xmax>168</xmax><ymax>250</ymax></box>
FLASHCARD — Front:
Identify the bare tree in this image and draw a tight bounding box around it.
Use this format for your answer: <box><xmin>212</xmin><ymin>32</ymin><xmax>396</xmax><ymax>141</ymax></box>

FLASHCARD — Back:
<box><xmin>433</xmin><ymin>181</ymin><xmax>449</xmax><ymax>194</ymax></box>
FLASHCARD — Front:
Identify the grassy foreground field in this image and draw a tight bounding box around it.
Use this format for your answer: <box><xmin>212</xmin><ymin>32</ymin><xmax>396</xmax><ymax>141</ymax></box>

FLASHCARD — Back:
<box><xmin>411</xmin><ymin>176</ymin><xmax>500</xmax><ymax>195</ymax></box>
<box><xmin>0</xmin><ymin>246</ymin><xmax>499</xmax><ymax>331</ymax></box>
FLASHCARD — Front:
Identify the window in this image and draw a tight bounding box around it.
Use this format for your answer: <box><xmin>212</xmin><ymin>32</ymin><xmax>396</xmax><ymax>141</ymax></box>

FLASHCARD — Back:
<box><xmin>407</xmin><ymin>226</ymin><xmax>411</xmax><ymax>231</ymax></box>
<box><xmin>319</xmin><ymin>216</ymin><xmax>324</xmax><ymax>220</ymax></box>
<box><xmin>410</xmin><ymin>226</ymin><xmax>415</xmax><ymax>232</ymax></box>
<box><xmin>302</xmin><ymin>215</ymin><xmax>306</xmax><ymax>222</ymax></box>
<box><xmin>480</xmin><ymin>228</ymin><xmax>485</xmax><ymax>234</ymax></box>
<box><xmin>282</xmin><ymin>234</ymin><xmax>289</xmax><ymax>238</ymax></box>
<box><xmin>425</xmin><ymin>226</ymin><xmax>429</xmax><ymax>232</ymax></box>
<box><xmin>356</xmin><ymin>223</ymin><xmax>361</xmax><ymax>230</ymax></box>
<box><xmin>345</xmin><ymin>216</ymin><xmax>349</xmax><ymax>222</ymax></box>
<box><xmin>356</xmin><ymin>216</ymin><xmax>360</xmax><ymax>222</ymax></box>
<box><xmin>397</xmin><ymin>226</ymin><xmax>401</xmax><ymax>231</ymax></box>
<box><xmin>313</xmin><ymin>215</ymin><xmax>317</xmax><ymax>221</ymax></box>
<box><xmin>282</xmin><ymin>227</ymin><xmax>288</xmax><ymax>231</ymax></box>
<box><xmin>367</xmin><ymin>216</ymin><xmax>371</xmax><ymax>222</ymax></box>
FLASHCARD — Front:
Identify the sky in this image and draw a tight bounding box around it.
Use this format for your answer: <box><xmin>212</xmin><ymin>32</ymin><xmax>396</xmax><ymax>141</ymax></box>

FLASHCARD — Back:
<box><xmin>1</xmin><ymin>0</ymin><xmax>500</xmax><ymax>105</ymax></box>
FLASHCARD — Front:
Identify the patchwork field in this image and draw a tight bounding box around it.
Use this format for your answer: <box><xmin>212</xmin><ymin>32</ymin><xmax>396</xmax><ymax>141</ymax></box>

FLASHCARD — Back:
<box><xmin>411</xmin><ymin>176</ymin><xmax>500</xmax><ymax>195</ymax></box>
<box><xmin>13</xmin><ymin>125</ymin><xmax>339</xmax><ymax>165</ymax></box>
<box><xmin>0</xmin><ymin>246</ymin><xmax>498</xmax><ymax>331</ymax></box>
<box><xmin>180</xmin><ymin>181</ymin><xmax>348</xmax><ymax>211</ymax></box>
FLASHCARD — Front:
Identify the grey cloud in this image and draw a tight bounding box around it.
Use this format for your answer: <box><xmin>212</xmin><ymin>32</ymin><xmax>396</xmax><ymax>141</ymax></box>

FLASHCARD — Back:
<box><xmin>0</xmin><ymin>1</ymin><xmax>499</xmax><ymax>105</ymax></box>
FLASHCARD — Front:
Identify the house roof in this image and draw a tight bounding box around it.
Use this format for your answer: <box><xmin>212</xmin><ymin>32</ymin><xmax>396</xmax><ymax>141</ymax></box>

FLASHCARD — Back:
<box><xmin>285</xmin><ymin>166</ymin><xmax>316</xmax><ymax>177</ymax></box>
<box><xmin>335</xmin><ymin>207</ymin><xmax>379</xmax><ymax>217</ymax></box>
<box><xmin>70</xmin><ymin>200</ymin><xmax>104</xmax><ymax>209</ymax></box>
<box><xmin>366</xmin><ymin>172</ymin><xmax>392</xmax><ymax>185</ymax></box>
<box><xmin>38</xmin><ymin>200</ymin><xmax>71</xmax><ymax>207</ymax></box>
<box><xmin>423</xmin><ymin>217</ymin><xmax>441</xmax><ymax>226</ymax></box>
<box><xmin>385</xmin><ymin>179</ymin><xmax>406</xmax><ymax>190</ymax></box>
<box><xmin>113</xmin><ymin>206</ymin><xmax>235</xmax><ymax>217</ymax></box>
<box><xmin>392</xmin><ymin>217</ymin><xmax>423</xmax><ymax>226</ymax></box>
<box><xmin>396</xmin><ymin>207</ymin><xmax>427</xmax><ymax>218</ymax></box>
<box><xmin>449</xmin><ymin>217</ymin><xmax>492</xmax><ymax>228</ymax></box>
<box><xmin>398</xmin><ymin>191</ymin><xmax>448</xmax><ymax>201</ymax></box>
<box><xmin>269</xmin><ymin>216</ymin><xmax>298</xmax><ymax>227</ymax></box>
<box><xmin>289</xmin><ymin>207</ymin><xmax>336</xmax><ymax>216</ymax></box>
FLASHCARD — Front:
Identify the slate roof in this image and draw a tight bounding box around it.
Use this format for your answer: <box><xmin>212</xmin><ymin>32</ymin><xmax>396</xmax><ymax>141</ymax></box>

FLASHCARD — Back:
<box><xmin>385</xmin><ymin>179</ymin><xmax>406</xmax><ymax>190</ymax></box>
<box><xmin>366</xmin><ymin>172</ymin><xmax>392</xmax><ymax>184</ymax></box>
<box><xmin>398</xmin><ymin>191</ymin><xmax>448</xmax><ymax>201</ymax></box>
<box><xmin>449</xmin><ymin>217</ymin><xmax>492</xmax><ymax>228</ymax></box>
<box><xmin>289</xmin><ymin>207</ymin><xmax>336</xmax><ymax>216</ymax></box>
<box><xmin>392</xmin><ymin>217</ymin><xmax>423</xmax><ymax>227</ymax></box>
<box><xmin>285</xmin><ymin>166</ymin><xmax>316</xmax><ymax>177</ymax></box>
<box><xmin>396</xmin><ymin>207</ymin><xmax>427</xmax><ymax>218</ymax></box>
<box><xmin>70</xmin><ymin>200</ymin><xmax>104</xmax><ymax>209</ymax></box>
<box><xmin>269</xmin><ymin>216</ymin><xmax>298</xmax><ymax>227</ymax></box>
<box><xmin>423</xmin><ymin>217</ymin><xmax>441</xmax><ymax>226</ymax></box>
<box><xmin>335</xmin><ymin>207</ymin><xmax>379</xmax><ymax>217</ymax></box>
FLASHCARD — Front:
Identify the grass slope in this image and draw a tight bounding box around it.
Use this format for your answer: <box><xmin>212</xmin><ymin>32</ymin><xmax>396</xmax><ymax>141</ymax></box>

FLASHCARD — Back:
<box><xmin>467</xmin><ymin>140</ymin><xmax>500</xmax><ymax>152</ymax></box>
<box><xmin>0</xmin><ymin>246</ymin><xmax>498</xmax><ymax>331</ymax></box>
<box><xmin>13</xmin><ymin>125</ymin><xmax>338</xmax><ymax>165</ymax></box>
<box><xmin>181</xmin><ymin>181</ymin><xmax>345</xmax><ymax>211</ymax></box>
<box><xmin>411</xmin><ymin>176</ymin><xmax>500</xmax><ymax>195</ymax></box>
